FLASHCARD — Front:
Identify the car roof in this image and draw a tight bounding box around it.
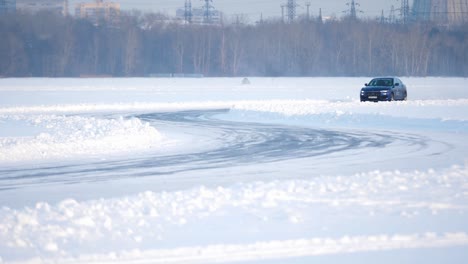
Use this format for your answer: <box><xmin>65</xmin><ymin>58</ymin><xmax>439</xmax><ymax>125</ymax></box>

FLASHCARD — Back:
<box><xmin>371</xmin><ymin>76</ymin><xmax>398</xmax><ymax>79</ymax></box>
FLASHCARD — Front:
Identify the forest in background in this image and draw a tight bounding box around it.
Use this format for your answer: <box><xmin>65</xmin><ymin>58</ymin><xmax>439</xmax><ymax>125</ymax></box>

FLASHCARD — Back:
<box><xmin>0</xmin><ymin>11</ymin><xmax>467</xmax><ymax>77</ymax></box>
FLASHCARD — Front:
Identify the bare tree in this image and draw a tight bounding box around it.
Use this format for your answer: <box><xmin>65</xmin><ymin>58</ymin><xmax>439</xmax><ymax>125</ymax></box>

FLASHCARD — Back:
<box><xmin>1</xmin><ymin>12</ymin><xmax>467</xmax><ymax>77</ymax></box>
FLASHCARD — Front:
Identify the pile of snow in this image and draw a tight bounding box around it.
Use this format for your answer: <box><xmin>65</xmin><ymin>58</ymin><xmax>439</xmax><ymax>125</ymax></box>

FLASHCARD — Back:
<box><xmin>1</xmin><ymin>166</ymin><xmax>467</xmax><ymax>263</ymax></box>
<box><xmin>0</xmin><ymin>115</ymin><xmax>164</xmax><ymax>163</ymax></box>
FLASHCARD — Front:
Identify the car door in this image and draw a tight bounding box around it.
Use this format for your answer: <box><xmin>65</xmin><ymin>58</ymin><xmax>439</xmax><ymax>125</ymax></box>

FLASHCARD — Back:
<box><xmin>399</xmin><ymin>79</ymin><xmax>407</xmax><ymax>99</ymax></box>
<box><xmin>393</xmin><ymin>78</ymin><xmax>402</xmax><ymax>99</ymax></box>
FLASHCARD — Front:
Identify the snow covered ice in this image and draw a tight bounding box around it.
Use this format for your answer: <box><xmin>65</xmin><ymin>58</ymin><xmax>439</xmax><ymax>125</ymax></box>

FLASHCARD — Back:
<box><xmin>0</xmin><ymin>77</ymin><xmax>467</xmax><ymax>263</ymax></box>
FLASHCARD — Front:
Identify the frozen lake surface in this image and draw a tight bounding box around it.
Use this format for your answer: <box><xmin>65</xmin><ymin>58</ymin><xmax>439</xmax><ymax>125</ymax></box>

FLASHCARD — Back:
<box><xmin>0</xmin><ymin>77</ymin><xmax>467</xmax><ymax>263</ymax></box>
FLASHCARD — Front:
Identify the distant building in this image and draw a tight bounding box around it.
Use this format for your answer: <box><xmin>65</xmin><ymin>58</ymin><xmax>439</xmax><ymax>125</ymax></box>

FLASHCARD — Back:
<box><xmin>0</xmin><ymin>0</ymin><xmax>16</xmax><ymax>14</ymax></box>
<box><xmin>412</xmin><ymin>0</ymin><xmax>468</xmax><ymax>25</ymax></box>
<box><xmin>16</xmin><ymin>0</ymin><xmax>67</xmax><ymax>15</ymax></box>
<box><xmin>75</xmin><ymin>0</ymin><xmax>120</xmax><ymax>25</ymax></box>
<box><xmin>176</xmin><ymin>7</ymin><xmax>223</xmax><ymax>25</ymax></box>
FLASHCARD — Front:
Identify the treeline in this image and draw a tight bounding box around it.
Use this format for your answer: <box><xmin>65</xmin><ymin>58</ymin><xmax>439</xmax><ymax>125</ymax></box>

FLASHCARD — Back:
<box><xmin>1</xmin><ymin>11</ymin><xmax>467</xmax><ymax>77</ymax></box>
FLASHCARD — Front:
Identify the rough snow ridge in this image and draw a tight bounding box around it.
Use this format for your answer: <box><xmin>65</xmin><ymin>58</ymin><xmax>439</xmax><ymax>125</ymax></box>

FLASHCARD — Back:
<box><xmin>0</xmin><ymin>115</ymin><xmax>165</xmax><ymax>162</ymax></box>
<box><xmin>1</xmin><ymin>99</ymin><xmax>468</xmax><ymax>121</ymax></box>
<box><xmin>232</xmin><ymin>99</ymin><xmax>468</xmax><ymax>121</ymax></box>
<box><xmin>8</xmin><ymin>233</ymin><xmax>468</xmax><ymax>264</ymax></box>
<box><xmin>0</xmin><ymin>102</ymin><xmax>232</xmax><ymax>115</ymax></box>
<box><xmin>1</xmin><ymin>167</ymin><xmax>467</xmax><ymax>263</ymax></box>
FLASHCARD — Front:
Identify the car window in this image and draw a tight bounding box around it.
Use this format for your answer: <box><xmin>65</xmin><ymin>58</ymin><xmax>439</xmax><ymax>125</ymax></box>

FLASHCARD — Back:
<box><xmin>370</xmin><ymin>78</ymin><xmax>393</xmax><ymax>86</ymax></box>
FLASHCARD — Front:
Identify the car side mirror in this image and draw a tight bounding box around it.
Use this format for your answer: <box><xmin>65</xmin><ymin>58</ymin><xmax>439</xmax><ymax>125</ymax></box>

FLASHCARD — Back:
<box><xmin>365</xmin><ymin>83</ymin><xmax>368</xmax><ymax>86</ymax></box>
<box><xmin>395</xmin><ymin>83</ymin><xmax>400</xmax><ymax>86</ymax></box>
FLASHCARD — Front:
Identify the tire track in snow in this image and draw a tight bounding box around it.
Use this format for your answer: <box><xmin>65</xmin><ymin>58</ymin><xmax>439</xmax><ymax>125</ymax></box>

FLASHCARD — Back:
<box><xmin>0</xmin><ymin>109</ymin><xmax>448</xmax><ymax>190</ymax></box>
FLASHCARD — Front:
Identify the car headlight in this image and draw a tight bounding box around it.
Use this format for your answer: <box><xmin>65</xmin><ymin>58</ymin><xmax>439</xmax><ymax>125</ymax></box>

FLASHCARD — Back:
<box><xmin>361</xmin><ymin>90</ymin><xmax>365</xmax><ymax>95</ymax></box>
<box><xmin>380</xmin><ymin>90</ymin><xmax>388</xmax><ymax>95</ymax></box>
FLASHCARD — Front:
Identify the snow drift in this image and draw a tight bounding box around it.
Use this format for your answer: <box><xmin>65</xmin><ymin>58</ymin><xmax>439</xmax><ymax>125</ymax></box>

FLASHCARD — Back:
<box><xmin>0</xmin><ymin>115</ymin><xmax>164</xmax><ymax>163</ymax></box>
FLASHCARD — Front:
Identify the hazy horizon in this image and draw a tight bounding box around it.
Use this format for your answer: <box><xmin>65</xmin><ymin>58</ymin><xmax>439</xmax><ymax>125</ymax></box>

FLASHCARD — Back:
<box><xmin>68</xmin><ymin>0</ymin><xmax>409</xmax><ymax>20</ymax></box>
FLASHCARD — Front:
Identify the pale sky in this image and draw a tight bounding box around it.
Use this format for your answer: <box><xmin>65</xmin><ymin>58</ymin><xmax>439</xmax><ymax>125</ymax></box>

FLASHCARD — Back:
<box><xmin>70</xmin><ymin>0</ymin><xmax>412</xmax><ymax>20</ymax></box>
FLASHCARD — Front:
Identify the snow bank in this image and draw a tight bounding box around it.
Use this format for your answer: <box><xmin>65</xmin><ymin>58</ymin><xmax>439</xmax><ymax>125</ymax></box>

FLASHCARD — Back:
<box><xmin>1</xmin><ymin>167</ymin><xmax>467</xmax><ymax>263</ymax></box>
<box><xmin>232</xmin><ymin>99</ymin><xmax>468</xmax><ymax>121</ymax></box>
<box><xmin>2</xmin><ymin>99</ymin><xmax>467</xmax><ymax>120</ymax></box>
<box><xmin>0</xmin><ymin>115</ymin><xmax>164</xmax><ymax>163</ymax></box>
<box><xmin>0</xmin><ymin>102</ymin><xmax>233</xmax><ymax>115</ymax></box>
<box><xmin>7</xmin><ymin>233</ymin><xmax>468</xmax><ymax>264</ymax></box>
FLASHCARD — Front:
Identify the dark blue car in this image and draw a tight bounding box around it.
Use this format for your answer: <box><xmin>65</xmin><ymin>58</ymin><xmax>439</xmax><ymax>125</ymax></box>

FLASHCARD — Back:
<box><xmin>360</xmin><ymin>77</ymin><xmax>408</xmax><ymax>102</ymax></box>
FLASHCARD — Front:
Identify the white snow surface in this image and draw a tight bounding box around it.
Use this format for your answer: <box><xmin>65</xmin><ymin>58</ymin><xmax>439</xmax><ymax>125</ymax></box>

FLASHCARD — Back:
<box><xmin>0</xmin><ymin>115</ymin><xmax>165</xmax><ymax>163</ymax></box>
<box><xmin>0</xmin><ymin>77</ymin><xmax>467</xmax><ymax>263</ymax></box>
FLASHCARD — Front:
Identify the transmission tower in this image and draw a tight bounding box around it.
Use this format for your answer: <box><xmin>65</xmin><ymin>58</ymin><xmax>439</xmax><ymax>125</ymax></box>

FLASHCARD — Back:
<box><xmin>202</xmin><ymin>0</ymin><xmax>214</xmax><ymax>24</ymax></box>
<box><xmin>350</xmin><ymin>0</ymin><xmax>357</xmax><ymax>19</ymax></box>
<box><xmin>380</xmin><ymin>9</ymin><xmax>385</xmax><ymax>23</ymax></box>
<box><xmin>256</xmin><ymin>13</ymin><xmax>264</xmax><ymax>25</ymax></box>
<box><xmin>389</xmin><ymin>5</ymin><xmax>396</xmax><ymax>23</ymax></box>
<box><xmin>400</xmin><ymin>0</ymin><xmax>410</xmax><ymax>24</ymax></box>
<box><xmin>184</xmin><ymin>0</ymin><xmax>192</xmax><ymax>24</ymax></box>
<box><xmin>305</xmin><ymin>1</ymin><xmax>311</xmax><ymax>20</ymax></box>
<box><xmin>283</xmin><ymin>0</ymin><xmax>297</xmax><ymax>23</ymax></box>
<box><xmin>345</xmin><ymin>0</ymin><xmax>362</xmax><ymax>20</ymax></box>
